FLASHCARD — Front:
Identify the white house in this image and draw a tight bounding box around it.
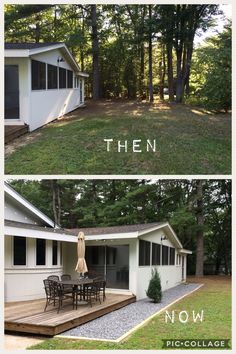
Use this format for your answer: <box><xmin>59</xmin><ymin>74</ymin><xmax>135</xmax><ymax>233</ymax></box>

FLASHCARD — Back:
<box><xmin>4</xmin><ymin>183</ymin><xmax>192</xmax><ymax>302</ymax></box>
<box><xmin>4</xmin><ymin>42</ymin><xmax>89</xmax><ymax>131</ymax></box>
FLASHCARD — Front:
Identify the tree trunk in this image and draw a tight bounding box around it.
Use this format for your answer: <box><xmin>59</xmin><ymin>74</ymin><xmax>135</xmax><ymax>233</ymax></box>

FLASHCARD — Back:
<box><xmin>139</xmin><ymin>43</ymin><xmax>145</xmax><ymax>97</ymax></box>
<box><xmin>148</xmin><ymin>5</ymin><xmax>154</xmax><ymax>103</ymax></box>
<box><xmin>91</xmin><ymin>5</ymin><xmax>100</xmax><ymax>100</ymax></box>
<box><xmin>51</xmin><ymin>180</ymin><xmax>61</xmax><ymax>226</ymax></box>
<box><xmin>195</xmin><ymin>180</ymin><xmax>204</xmax><ymax>276</ymax></box>
<box><xmin>166</xmin><ymin>43</ymin><xmax>174</xmax><ymax>101</ymax></box>
<box><xmin>176</xmin><ymin>50</ymin><xmax>183</xmax><ymax>103</ymax></box>
<box><xmin>159</xmin><ymin>44</ymin><xmax>166</xmax><ymax>100</ymax></box>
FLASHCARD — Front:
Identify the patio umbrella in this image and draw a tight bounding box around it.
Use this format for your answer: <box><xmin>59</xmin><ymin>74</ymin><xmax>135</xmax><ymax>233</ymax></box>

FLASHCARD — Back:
<box><xmin>75</xmin><ymin>231</ymin><xmax>88</xmax><ymax>275</ymax></box>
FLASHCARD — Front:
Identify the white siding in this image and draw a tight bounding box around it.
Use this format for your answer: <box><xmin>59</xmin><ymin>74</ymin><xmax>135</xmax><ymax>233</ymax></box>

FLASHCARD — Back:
<box><xmin>5</xmin><ymin>48</ymin><xmax>86</xmax><ymax>131</ymax></box>
<box><xmin>136</xmin><ymin>229</ymin><xmax>183</xmax><ymax>300</ymax></box>
<box><xmin>5</xmin><ymin>237</ymin><xmax>63</xmax><ymax>302</ymax></box>
<box><xmin>5</xmin><ymin>195</ymin><xmax>41</xmax><ymax>225</ymax></box>
<box><xmin>29</xmin><ymin>49</ymin><xmax>83</xmax><ymax>131</ymax></box>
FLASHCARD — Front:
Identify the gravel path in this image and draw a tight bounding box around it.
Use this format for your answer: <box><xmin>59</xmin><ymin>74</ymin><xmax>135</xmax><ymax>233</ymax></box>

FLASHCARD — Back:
<box><xmin>61</xmin><ymin>283</ymin><xmax>201</xmax><ymax>341</ymax></box>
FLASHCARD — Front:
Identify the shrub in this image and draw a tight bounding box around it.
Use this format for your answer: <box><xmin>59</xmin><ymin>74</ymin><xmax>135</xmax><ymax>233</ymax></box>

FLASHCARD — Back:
<box><xmin>146</xmin><ymin>268</ymin><xmax>162</xmax><ymax>303</ymax></box>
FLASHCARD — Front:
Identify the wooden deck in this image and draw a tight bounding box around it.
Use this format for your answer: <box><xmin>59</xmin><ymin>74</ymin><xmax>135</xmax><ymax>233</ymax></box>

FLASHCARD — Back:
<box><xmin>5</xmin><ymin>125</ymin><xmax>29</xmax><ymax>144</ymax></box>
<box><xmin>5</xmin><ymin>293</ymin><xmax>136</xmax><ymax>336</ymax></box>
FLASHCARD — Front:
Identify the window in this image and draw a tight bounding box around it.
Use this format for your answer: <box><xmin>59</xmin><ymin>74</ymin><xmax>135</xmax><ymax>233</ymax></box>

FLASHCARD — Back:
<box><xmin>59</xmin><ymin>67</ymin><xmax>67</xmax><ymax>88</ymax></box>
<box><xmin>31</xmin><ymin>60</ymin><xmax>46</xmax><ymax>90</ymax></box>
<box><xmin>152</xmin><ymin>243</ymin><xmax>161</xmax><ymax>265</ymax></box>
<box><xmin>13</xmin><ymin>236</ymin><xmax>26</xmax><ymax>265</ymax></box>
<box><xmin>36</xmin><ymin>238</ymin><xmax>46</xmax><ymax>265</ymax></box>
<box><xmin>162</xmin><ymin>245</ymin><xmax>169</xmax><ymax>265</ymax></box>
<box><xmin>52</xmin><ymin>240</ymin><xmax>58</xmax><ymax>265</ymax></box>
<box><xmin>91</xmin><ymin>246</ymin><xmax>99</xmax><ymax>264</ymax></box>
<box><xmin>139</xmin><ymin>239</ymin><xmax>150</xmax><ymax>266</ymax></box>
<box><xmin>169</xmin><ymin>247</ymin><xmax>175</xmax><ymax>265</ymax></box>
<box><xmin>74</xmin><ymin>76</ymin><xmax>79</xmax><ymax>88</ymax></box>
<box><xmin>47</xmin><ymin>64</ymin><xmax>58</xmax><ymax>89</ymax></box>
<box><xmin>67</xmin><ymin>70</ymin><xmax>73</xmax><ymax>88</ymax></box>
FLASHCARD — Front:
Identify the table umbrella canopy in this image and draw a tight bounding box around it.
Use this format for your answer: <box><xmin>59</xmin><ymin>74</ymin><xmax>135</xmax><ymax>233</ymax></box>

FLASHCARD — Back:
<box><xmin>75</xmin><ymin>231</ymin><xmax>88</xmax><ymax>274</ymax></box>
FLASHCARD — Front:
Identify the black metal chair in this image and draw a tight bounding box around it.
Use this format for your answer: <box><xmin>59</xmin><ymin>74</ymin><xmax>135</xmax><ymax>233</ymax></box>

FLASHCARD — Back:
<box><xmin>97</xmin><ymin>279</ymin><xmax>106</xmax><ymax>301</ymax></box>
<box><xmin>83</xmin><ymin>281</ymin><xmax>101</xmax><ymax>307</ymax></box>
<box><xmin>61</xmin><ymin>274</ymin><xmax>74</xmax><ymax>294</ymax></box>
<box><xmin>47</xmin><ymin>275</ymin><xmax>60</xmax><ymax>282</ymax></box>
<box><xmin>43</xmin><ymin>279</ymin><xmax>74</xmax><ymax>313</ymax></box>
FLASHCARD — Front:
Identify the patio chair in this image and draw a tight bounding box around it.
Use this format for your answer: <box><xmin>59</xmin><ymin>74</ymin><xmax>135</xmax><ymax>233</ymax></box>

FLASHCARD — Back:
<box><xmin>96</xmin><ymin>279</ymin><xmax>106</xmax><ymax>301</ymax></box>
<box><xmin>43</xmin><ymin>279</ymin><xmax>74</xmax><ymax>313</ymax></box>
<box><xmin>61</xmin><ymin>274</ymin><xmax>73</xmax><ymax>294</ymax></box>
<box><xmin>83</xmin><ymin>281</ymin><xmax>102</xmax><ymax>307</ymax></box>
<box><xmin>47</xmin><ymin>275</ymin><xmax>60</xmax><ymax>282</ymax></box>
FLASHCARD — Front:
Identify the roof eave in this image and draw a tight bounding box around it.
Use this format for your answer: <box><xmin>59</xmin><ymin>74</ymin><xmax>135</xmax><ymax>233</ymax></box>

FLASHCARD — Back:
<box><xmin>5</xmin><ymin>224</ymin><xmax>76</xmax><ymax>243</ymax></box>
<box><xmin>85</xmin><ymin>232</ymin><xmax>138</xmax><ymax>241</ymax></box>
<box><xmin>179</xmin><ymin>248</ymin><xmax>192</xmax><ymax>254</ymax></box>
<box><xmin>4</xmin><ymin>183</ymin><xmax>58</xmax><ymax>228</ymax></box>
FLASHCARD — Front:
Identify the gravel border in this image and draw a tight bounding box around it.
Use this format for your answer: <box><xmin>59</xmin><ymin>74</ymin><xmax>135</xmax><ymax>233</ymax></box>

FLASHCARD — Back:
<box><xmin>60</xmin><ymin>283</ymin><xmax>202</xmax><ymax>341</ymax></box>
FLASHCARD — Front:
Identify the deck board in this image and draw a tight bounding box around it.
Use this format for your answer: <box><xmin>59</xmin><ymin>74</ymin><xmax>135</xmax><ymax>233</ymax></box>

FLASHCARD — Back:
<box><xmin>5</xmin><ymin>293</ymin><xmax>136</xmax><ymax>336</ymax></box>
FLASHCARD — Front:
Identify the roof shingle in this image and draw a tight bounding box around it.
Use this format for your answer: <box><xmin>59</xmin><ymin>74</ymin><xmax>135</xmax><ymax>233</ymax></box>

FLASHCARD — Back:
<box><xmin>69</xmin><ymin>222</ymin><xmax>166</xmax><ymax>236</ymax></box>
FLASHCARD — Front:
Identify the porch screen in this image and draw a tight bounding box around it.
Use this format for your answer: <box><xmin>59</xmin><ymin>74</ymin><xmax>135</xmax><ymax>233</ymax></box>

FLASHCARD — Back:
<box><xmin>169</xmin><ymin>247</ymin><xmax>175</xmax><ymax>265</ymax></box>
<box><xmin>152</xmin><ymin>243</ymin><xmax>161</xmax><ymax>265</ymax></box>
<box><xmin>47</xmin><ymin>64</ymin><xmax>58</xmax><ymax>89</ymax></box>
<box><xmin>139</xmin><ymin>239</ymin><xmax>150</xmax><ymax>266</ymax></box>
<box><xmin>36</xmin><ymin>238</ymin><xmax>46</xmax><ymax>265</ymax></box>
<box><xmin>59</xmin><ymin>68</ymin><xmax>67</xmax><ymax>88</ymax></box>
<box><xmin>67</xmin><ymin>70</ymin><xmax>73</xmax><ymax>88</ymax></box>
<box><xmin>13</xmin><ymin>236</ymin><xmax>26</xmax><ymax>265</ymax></box>
<box><xmin>31</xmin><ymin>60</ymin><xmax>46</xmax><ymax>90</ymax></box>
<box><xmin>52</xmin><ymin>240</ymin><xmax>58</xmax><ymax>265</ymax></box>
<box><xmin>162</xmin><ymin>245</ymin><xmax>169</xmax><ymax>265</ymax></box>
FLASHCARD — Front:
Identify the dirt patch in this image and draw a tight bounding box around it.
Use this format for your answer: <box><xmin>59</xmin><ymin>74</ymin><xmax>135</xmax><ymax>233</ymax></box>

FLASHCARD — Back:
<box><xmin>4</xmin><ymin>333</ymin><xmax>46</xmax><ymax>350</ymax></box>
<box><xmin>187</xmin><ymin>275</ymin><xmax>231</xmax><ymax>289</ymax></box>
<box><xmin>5</xmin><ymin>129</ymin><xmax>44</xmax><ymax>158</ymax></box>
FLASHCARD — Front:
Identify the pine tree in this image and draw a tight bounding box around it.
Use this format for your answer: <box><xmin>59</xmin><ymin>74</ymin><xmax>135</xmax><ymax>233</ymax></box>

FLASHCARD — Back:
<box><xmin>146</xmin><ymin>268</ymin><xmax>162</xmax><ymax>303</ymax></box>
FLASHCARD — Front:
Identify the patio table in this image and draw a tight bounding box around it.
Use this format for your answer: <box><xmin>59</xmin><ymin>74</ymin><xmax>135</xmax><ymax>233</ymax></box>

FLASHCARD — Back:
<box><xmin>59</xmin><ymin>278</ymin><xmax>94</xmax><ymax>308</ymax></box>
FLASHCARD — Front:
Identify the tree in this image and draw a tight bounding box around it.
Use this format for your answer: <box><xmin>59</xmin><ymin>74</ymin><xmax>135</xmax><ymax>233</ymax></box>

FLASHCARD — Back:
<box><xmin>91</xmin><ymin>5</ymin><xmax>100</xmax><ymax>100</ymax></box>
<box><xmin>148</xmin><ymin>5</ymin><xmax>154</xmax><ymax>102</ymax></box>
<box><xmin>8</xmin><ymin>179</ymin><xmax>231</xmax><ymax>276</ymax></box>
<box><xmin>146</xmin><ymin>268</ymin><xmax>162</xmax><ymax>303</ymax></box>
<box><xmin>191</xmin><ymin>22</ymin><xmax>231</xmax><ymax>111</ymax></box>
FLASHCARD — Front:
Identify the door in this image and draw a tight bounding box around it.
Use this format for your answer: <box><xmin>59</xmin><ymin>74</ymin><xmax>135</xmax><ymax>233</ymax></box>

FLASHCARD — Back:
<box><xmin>85</xmin><ymin>245</ymin><xmax>129</xmax><ymax>289</ymax></box>
<box><xmin>5</xmin><ymin>65</ymin><xmax>20</xmax><ymax>119</ymax></box>
<box><xmin>106</xmin><ymin>245</ymin><xmax>129</xmax><ymax>289</ymax></box>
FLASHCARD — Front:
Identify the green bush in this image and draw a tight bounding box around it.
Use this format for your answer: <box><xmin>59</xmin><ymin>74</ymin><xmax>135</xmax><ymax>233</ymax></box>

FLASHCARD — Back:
<box><xmin>146</xmin><ymin>268</ymin><xmax>162</xmax><ymax>303</ymax></box>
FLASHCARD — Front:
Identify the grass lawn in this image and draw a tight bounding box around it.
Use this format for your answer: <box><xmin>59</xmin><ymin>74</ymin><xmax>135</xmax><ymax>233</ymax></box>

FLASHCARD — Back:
<box><xmin>28</xmin><ymin>276</ymin><xmax>231</xmax><ymax>350</ymax></box>
<box><xmin>5</xmin><ymin>100</ymin><xmax>231</xmax><ymax>174</ymax></box>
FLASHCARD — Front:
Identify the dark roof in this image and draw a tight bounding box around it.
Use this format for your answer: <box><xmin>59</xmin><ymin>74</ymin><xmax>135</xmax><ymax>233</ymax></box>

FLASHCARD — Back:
<box><xmin>5</xmin><ymin>42</ymin><xmax>63</xmax><ymax>50</ymax></box>
<box><xmin>5</xmin><ymin>219</ymin><xmax>74</xmax><ymax>236</ymax></box>
<box><xmin>69</xmin><ymin>222</ymin><xmax>166</xmax><ymax>236</ymax></box>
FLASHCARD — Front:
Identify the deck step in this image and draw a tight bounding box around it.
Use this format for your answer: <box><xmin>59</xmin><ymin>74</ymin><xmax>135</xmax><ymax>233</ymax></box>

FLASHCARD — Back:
<box><xmin>5</xmin><ymin>125</ymin><xmax>29</xmax><ymax>144</ymax></box>
<box><xmin>5</xmin><ymin>293</ymin><xmax>136</xmax><ymax>336</ymax></box>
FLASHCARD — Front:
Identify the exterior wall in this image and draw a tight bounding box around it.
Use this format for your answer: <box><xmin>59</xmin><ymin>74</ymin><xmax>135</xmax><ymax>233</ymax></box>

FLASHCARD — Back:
<box><xmin>5</xmin><ymin>195</ymin><xmax>41</xmax><ymax>225</ymax></box>
<box><xmin>29</xmin><ymin>88</ymin><xmax>81</xmax><ymax>131</ymax></box>
<box><xmin>29</xmin><ymin>49</ymin><xmax>84</xmax><ymax>131</ymax></box>
<box><xmin>5</xmin><ymin>236</ymin><xmax>63</xmax><ymax>302</ymax></box>
<box><xmin>4</xmin><ymin>57</ymin><xmax>30</xmax><ymax>125</ymax></box>
<box><xmin>136</xmin><ymin>229</ymin><xmax>183</xmax><ymax>300</ymax></box>
<box><xmin>5</xmin><ymin>48</ymin><xmax>86</xmax><ymax>131</ymax></box>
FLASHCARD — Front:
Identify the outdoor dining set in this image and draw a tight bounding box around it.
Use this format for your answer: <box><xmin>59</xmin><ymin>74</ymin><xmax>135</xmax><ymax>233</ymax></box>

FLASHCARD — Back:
<box><xmin>43</xmin><ymin>274</ymin><xmax>106</xmax><ymax>313</ymax></box>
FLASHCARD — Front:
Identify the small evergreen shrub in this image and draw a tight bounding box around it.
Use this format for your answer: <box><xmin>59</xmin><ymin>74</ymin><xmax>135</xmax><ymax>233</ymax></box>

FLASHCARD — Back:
<box><xmin>146</xmin><ymin>268</ymin><xmax>162</xmax><ymax>303</ymax></box>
